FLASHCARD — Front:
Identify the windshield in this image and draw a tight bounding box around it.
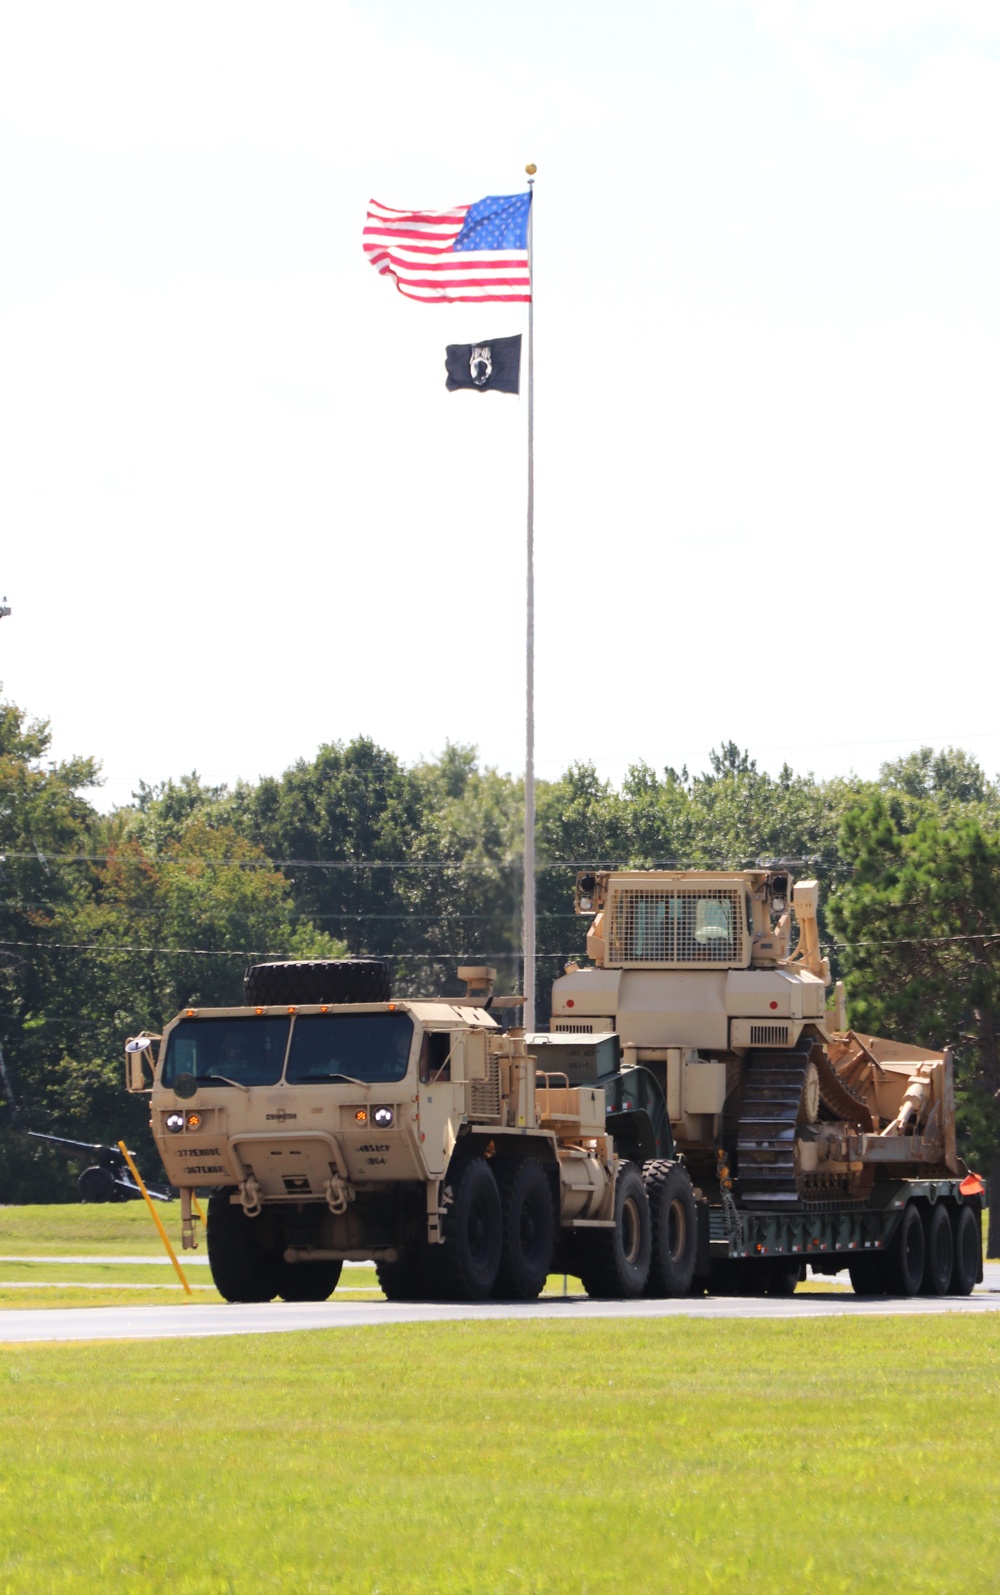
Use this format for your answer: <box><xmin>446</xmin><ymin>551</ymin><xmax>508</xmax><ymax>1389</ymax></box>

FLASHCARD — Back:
<box><xmin>160</xmin><ymin>1017</ymin><xmax>290</xmax><ymax>1088</ymax></box>
<box><xmin>286</xmin><ymin>1012</ymin><xmax>415</xmax><ymax>1084</ymax></box>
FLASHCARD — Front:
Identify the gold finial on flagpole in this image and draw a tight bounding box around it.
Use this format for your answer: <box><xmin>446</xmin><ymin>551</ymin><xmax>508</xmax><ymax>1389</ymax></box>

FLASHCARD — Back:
<box><xmin>525</xmin><ymin>163</ymin><xmax>537</xmax><ymax>177</ymax></box>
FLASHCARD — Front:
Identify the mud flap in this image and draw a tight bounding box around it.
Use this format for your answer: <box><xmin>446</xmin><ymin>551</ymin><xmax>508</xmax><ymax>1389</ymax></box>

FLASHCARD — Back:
<box><xmin>694</xmin><ymin>1198</ymin><xmax>711</xmax><ymax>1278</ymax></box>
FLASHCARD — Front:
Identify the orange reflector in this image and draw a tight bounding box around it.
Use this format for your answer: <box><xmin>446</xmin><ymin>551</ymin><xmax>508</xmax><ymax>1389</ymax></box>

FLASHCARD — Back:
<box><xmin>255</xmin><ymin>1007</ymin><xmax>263</xmax><ymax>1016</ymax></box>
<box><xmin>355</xmin><ymin>1109</ymin><xmax>367</xmax><ymax>1123</ymax></box>
<box><xmin>187</xmin><ymin>1009</ymin><xmax>195</xmax><ymax>1017</ymax></box>
<box><xmin>960</xmin><ymin>1173</ymin><xmax>985</xmax><ymax>1197</ymax></box>
<box><xmin>388</xmin><ymin>1002</ymin><xmax>396</xmax><ymax>1011</ymax></box>
<box><xmin>755</xmin><ymin>1244</ymin><xmax>763</xmax><ymax>1253</ymax></box>
<box><xmin>320</xmin><ymin>1005</ymin><xmax>329</xmax><ymax>1013</ymax></box>
<box><xmin>287</xmin><ymin>1006</ymin><xmax>296</xmax><ymax>1014</ymax></box>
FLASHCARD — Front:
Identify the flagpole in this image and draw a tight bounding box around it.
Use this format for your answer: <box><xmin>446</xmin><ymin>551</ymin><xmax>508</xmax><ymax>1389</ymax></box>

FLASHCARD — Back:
<box><xmin>523</xmin><ymin>162</ymin><xmax>537</xmax><ymax>1032</ymax></box>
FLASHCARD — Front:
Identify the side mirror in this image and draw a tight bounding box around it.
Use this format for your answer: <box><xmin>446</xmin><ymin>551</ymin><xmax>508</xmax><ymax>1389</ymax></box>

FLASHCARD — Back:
<box><xmin>125</xmin><ymin>1033</ymin><xmax>159</xmax><ymax>1093</ymax></box>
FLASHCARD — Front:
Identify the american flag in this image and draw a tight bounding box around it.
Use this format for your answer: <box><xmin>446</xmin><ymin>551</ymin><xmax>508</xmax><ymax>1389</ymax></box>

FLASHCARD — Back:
<box><xmin>363</xmin><ymin>192</ymin><xmax>531</xmax><ymax>304</ymax></box>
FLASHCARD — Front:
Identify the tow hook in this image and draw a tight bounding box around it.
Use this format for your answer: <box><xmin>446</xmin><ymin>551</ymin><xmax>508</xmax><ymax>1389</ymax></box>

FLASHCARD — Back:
<box><xmin>239</xmin><ymin>1176</ymin><xmax>263</xmax><ymax>1217</ymax></box>
<box><xmin>324</xmin><ymin>1173</ymin><xmax>352</xmax><ymax>1214</ymax></box>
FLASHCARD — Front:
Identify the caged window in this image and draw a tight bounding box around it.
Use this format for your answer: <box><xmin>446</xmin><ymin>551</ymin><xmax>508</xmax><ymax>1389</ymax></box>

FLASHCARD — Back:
<box><xmin>608</xmin><ymin>888</ymin><xmax>743</xmax><ymax>965</ymax></box>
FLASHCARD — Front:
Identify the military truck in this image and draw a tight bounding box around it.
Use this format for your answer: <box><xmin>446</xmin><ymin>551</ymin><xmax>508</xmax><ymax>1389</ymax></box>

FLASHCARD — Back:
<box><xmin>126</xmin><ymin>960</ymin><xmax>688</xmax><ymax>1304</ymax></box>
<box><xmin>543</xmin><ymin>867</ymin><xmax>984</xmax><ymax>1296</ymax></box>
<box><xmin>128</xmin><ymin>868</ymin><xmax>984</xmax><ymax>1303</ymax></box>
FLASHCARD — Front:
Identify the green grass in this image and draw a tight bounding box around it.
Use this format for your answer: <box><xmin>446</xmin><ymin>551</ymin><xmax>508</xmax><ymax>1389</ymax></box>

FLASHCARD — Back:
<box><xmin>0</xmin><ymin>1202</ymin><xmax>175</xmax><ymax>1256</ymax></box>
<box><xmin>0</xmin><ymin>1316</ymin><xmax>998</xmax><ymax>1594</ymax></box>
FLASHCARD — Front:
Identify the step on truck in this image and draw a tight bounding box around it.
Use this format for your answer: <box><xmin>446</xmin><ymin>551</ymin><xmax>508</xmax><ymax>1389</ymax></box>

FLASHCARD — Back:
<box><xmin>542</xmin><ymin>867</ymin><xmax>984</xmax><ymax>1297</ymax></box>
<box><xmin>127</xmin><ymin>961</ymin><xmax>683</xmax><ymax>1304</ymax></box>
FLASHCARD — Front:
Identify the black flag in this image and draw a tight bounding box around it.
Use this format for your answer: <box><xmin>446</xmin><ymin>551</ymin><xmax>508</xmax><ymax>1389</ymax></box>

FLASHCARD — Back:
<box><xmin>445</xmin><ymin>334</ymin><xmax>521</xmax><ymax>394</ymax></box>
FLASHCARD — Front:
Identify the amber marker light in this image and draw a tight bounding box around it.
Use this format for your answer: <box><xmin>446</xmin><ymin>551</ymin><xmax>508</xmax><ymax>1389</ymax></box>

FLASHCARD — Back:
<box><xmin>255</xmin><ymin>1007</ymin><xmax>264</xmax><ymax>1016</ymax></box>
<box><xmin>320</xmin><ymin>1005</ymin><xmax>329</xmax><ymax>1013</ymax></box>
<box><xmin>187</xmin><ymin>1009</ymin><xmax>196</xmax><ymax>1017</ymax></box>
<box><xmin>186</xmin><ymin>1112</ymin><xmax>202</xmax><ymax>1131</ymax></box>
<box><xmin>287</xmin><ymin>1006</ymin><xmax>296</xmax><ymax>1014</ymax></box>
<box><xmin>354</xmin><ymin>1109</ymin><xmax>368</xmax><ymax>1123</ymax></box>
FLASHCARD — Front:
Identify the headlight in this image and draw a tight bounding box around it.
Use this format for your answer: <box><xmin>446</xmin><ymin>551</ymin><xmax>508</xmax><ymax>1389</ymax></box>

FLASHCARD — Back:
<box><xmin>165</xmin><ymin>1112</ymin><xmax>184</xmax><ymax>1134</ymax></box>
<box><xmin>373</xmin><ymin>1106</ymin><xmax>394</xmax><ymax>1129</ymax></box>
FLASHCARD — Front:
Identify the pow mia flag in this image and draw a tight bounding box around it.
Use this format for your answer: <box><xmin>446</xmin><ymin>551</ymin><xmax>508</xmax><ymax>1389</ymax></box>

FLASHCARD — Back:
<box><xmin>445</xmin><ymin>334</ymin><xmax>521</xmax><ymax>394</ymax></box>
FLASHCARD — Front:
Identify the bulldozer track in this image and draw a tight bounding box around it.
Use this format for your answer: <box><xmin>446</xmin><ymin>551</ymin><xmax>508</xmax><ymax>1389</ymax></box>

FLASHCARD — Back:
<box><xmin>735</xmin><ymin>1041</ymin><xmax>815</xmax><ymax>1207</ymax></box>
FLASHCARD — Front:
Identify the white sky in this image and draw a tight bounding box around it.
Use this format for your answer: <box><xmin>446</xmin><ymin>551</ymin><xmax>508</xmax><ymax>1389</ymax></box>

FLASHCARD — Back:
<box><xmin>1</xmin><ymin>0</ymin><xmax>998</xmax><ymax>809</ymax></box>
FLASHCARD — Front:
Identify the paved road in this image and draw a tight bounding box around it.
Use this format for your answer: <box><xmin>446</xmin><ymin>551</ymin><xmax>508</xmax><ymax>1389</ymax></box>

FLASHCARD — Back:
<box><xmin>1</xmin><ymin>1280</ymin><xmax>998</xmax><ymax>1343</ymax></box>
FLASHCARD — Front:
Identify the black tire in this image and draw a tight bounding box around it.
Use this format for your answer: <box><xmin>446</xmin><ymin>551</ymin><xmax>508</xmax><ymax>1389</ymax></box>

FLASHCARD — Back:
<box><xmin>206</xmin><ymin>1189</ymin><xmax>280</xmax><ymax>1303</ymax></box>
<box><xmin>577</xmin><ymin>1164</ymin><xmax>651</xmax><ymax>1300</ymax></box>
<box><xmin>950</xmin><ymin>1204</ymin><xmax>982</xmax><ymax>1296</ymax></box>
<box><xmin>77</xmin><ymin>1165</ymin><xmax>116</xmax><ymax>1203</ymax></box>
<box><xmin>243</xmin><ymin>959</ymin><xmax>391</xmax><ymax>1007</ymax></box>
<box><xmin>376</xmin><ymin>1234</ymin><xmax>445</xmax><ymax>1301</ymax></box>
<box><xmin>884</xmin><ymin>1203</ymin><xmax>925</xmax><ymax>1296</ymax></box>
<box><xmin>439</xmin><ymin>1157</ymin><xmax>502</xmax><ymax>1301</ymax></box>
<box><xmin>921</xmin><ymin>1204</ymin><xmax>954</xmax><ymax>1296</ymax></box>
<box><xmin>848</xmin><ymin>1253</ymin><xmax>885</xmax><ymax>1296</ymax></box>
<box><xmin>275</xmin><ymin>1257</ymin><xmax>342</xmax><ymax>1302</ymax></box>
<box><xmin>494</xmin><ymin>1159</ymin><xmax>556</xmax><ymax>1301</ymax></box>
<box><xmin>766</xmin><ymin>1261</ymin><xmax>802</xmax><ymax>1297</ymax></box>
<box><xmin>643</xmin><ymin>1160</ymin><xmax>697</xmax><ymax>1298</ymax></box>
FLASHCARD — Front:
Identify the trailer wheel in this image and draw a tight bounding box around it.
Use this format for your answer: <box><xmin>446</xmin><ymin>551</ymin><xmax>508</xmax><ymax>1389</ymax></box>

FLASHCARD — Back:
<box><xmin>439</xmin><ymin>1157</ymin><xmax>502</xmax><ymax>1302</ymax></box>
<box><xmin>577</xmin><ymin>1164</ymin><xmax>651</xmax><ymax>1300</ymax></box>
<box><xmin>950</xmin><ymin>1204</ymin><xmax>981</xmax><ymax>1296</ymax></box>
<box><xmin>643</xmin><ymin>1160</ymin><xmax>697</xmax><ymax>1297</ymax></box>
<box><xmin>848</xmin><ymin>1254</ymin><xmax>885</xmax><ymax>1296</ymax></box>
<box><xmin>766</xmin><ymin>1262</ymin><xmax>802</xmax><ymax>1296</ymax></box>
<box><xmin>494</xmin><ymin>1159</ymin><xmax>556</xmax><ymax>1301</ymax></box>
<box><xmin>206</xmin><ymin>1190</ymin><xmax>280</xmax><ymax>1303</ymax></box>
<box><xmin>885</xmin><ymin>1203</ymin><xmax>924</xmax><ymax>1296</ymax></box>
<box><xmin>921</xmin><ymin>1204</ymin><xmax>954</xmax><ymax>1296</ymax></box>
<box><xmin>275</xmin><ymin>1258</ymin><xmax>343</xmax><ymax>1302</ymax></box>
<box><xmin>243</xmin><ymin>958</ymin><xmax>391</xmax><ymax>1006</ymax></box>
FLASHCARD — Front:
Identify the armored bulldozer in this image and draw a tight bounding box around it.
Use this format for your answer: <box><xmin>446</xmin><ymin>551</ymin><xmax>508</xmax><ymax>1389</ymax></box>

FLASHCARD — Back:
<box><xmin>543</xmin><ymin>867</ymin><xmax>984</xmax><ymax>1295</ymax></box>
<box><xmin>127</xmin><ymin>960</ymin><xmax>686</xmax><ymax>1305</ymax></box>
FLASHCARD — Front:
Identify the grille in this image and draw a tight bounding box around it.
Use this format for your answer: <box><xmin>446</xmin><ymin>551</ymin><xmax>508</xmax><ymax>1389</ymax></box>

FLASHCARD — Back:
<box><xmin>606</xmin><ymin>886</ymin><xmax>744</xmax><ymax>966</ymax></box>
<box><xmin>553</xmin><ymin>1021</ymin><xmax>598</xmax><ymax>1034</ymax></box>
<box><xmin>467</xmin><ymin>1053</ymin><xmax>501</xmax><ymax>1120</ymax></box>
<box><xmin>749</xmin><ymin>1023</ymin><xmax>792</xmax><ymax>1046</ymax></box>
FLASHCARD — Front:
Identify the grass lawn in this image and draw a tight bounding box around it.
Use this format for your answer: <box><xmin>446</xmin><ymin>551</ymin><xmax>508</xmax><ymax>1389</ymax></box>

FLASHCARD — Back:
<box><xmin>0</xmin><ymin>1314</ymin><xmax>997</xmax><ymax>1595</ymax></box>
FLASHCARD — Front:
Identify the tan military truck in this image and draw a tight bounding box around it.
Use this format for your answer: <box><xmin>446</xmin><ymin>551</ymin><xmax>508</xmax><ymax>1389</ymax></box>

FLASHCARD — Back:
<box><xmin>126</xmin><ymin>960</ymin><xmax>688</xmax><ymax>1304</ymax></box>
<box><xmin>547</xmin><ymin>867</ymin><xmax>984</xmax><ymax>1296</ymax></box>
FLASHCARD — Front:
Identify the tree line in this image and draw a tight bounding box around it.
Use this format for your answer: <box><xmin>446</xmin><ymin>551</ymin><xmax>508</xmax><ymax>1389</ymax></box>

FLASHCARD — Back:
<box><xmin>0</xmin><ymin>691</ymin><xmax>997</xmax><ymax>1250</ymax></box>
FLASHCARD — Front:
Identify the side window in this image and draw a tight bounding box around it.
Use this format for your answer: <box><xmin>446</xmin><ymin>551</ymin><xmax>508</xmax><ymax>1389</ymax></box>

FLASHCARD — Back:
<box><xmin>419</xmin><ymin>1032</ymin><xmax>452</xmax><ymax>1083</ymax></box>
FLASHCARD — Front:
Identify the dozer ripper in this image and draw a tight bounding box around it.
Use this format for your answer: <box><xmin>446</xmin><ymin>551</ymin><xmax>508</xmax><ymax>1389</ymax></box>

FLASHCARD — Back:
<box><xmin>543</xmin><ymin>867</ymin><xmax>984</xmax><ymax>1295</ymax></box>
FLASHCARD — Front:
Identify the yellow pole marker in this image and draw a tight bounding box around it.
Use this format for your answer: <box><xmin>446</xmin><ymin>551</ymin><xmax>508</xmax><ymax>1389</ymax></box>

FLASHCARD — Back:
<box><xmin>117</xmin><ymin>1140</ymin><xmax>192</xmax><ymax>1296</ymax></box>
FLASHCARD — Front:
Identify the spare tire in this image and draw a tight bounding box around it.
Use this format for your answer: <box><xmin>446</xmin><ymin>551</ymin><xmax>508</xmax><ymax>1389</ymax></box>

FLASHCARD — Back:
<box><xmin>243</xmin><ymin>958</ymin><xmax>391</xmax><ymax>1007</ymax></box>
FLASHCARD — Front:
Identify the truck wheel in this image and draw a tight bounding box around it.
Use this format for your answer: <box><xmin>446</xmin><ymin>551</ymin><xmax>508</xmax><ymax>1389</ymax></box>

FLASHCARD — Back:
<box><xmin>376</xmin><ymin>1237</ymin><xmax>443</xmax><ymax>1301</ymax></box>
<box><xmin>206</xmin><ymin>1190</ymin><xmax>280</xmax><ymax>1303</ymax></box>
<box><xmin>884</xmin><ymin>1203</ymin><xmax>925</xmax><ymax>1296</ymax></box>
<box><xmin>643</xmin><ymin>1160</ymin><xmax>697</xmax><ymax>1297</ymax></box>
<box><xmin>577</xmin><ymin>1164</ymin><xmax>651</xmax><ymax>1300</ymax></box>
<box><xmin>439</xmin><ymin>1158</ymin><xmax>502</xmax><ymax>1302</ymax></box>
<box><xmin>494</xmin><ymin>1159</ymin><xmax>556</xmax><ymax>1301</ymax></box>
<box><xmin>950</xmin><ymin>1204</ymin><xmax>981</xmax><ymax>1296</ymax></box>
<box><xmin>243</xmin><ymin>959</ymin><xmax>391</xmax><ymax>1006</ymax></box>
<box><xmin>921</xmin><ymin>1204</ymin><xmax>954</xmax><ymax>1296</ymax></box>
<box><xmin>848</xmin><ymin>1254</ymin><xmax>885</xmax><ymax>1295</ymax></box>
<box><xmin>275</xmin><ymin>1258</ymin><xmax>342</xmax><ymax>1302</ymax></box>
